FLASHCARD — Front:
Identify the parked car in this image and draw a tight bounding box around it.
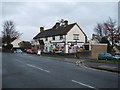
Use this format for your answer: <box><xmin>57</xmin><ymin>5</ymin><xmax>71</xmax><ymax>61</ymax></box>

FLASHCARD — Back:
<box><xmin>16</xmin><ymin>49</ymin><xmax>23</xmax><ymax>53</ymax></box>
<box><xmin>114</xmin><ymin>54</ymin><xmax>120</xmax><ymax>60</ymax></box>
<box><xmin>54</xmin><ymin>50</ymin><xmax>64</xmax><ymax>53</ymax></box>
<box><xmin>26</xmin><ymin>49</ymin><xmax>35</xmax><ymax>54</ymax></box>
<box><xmin>98</xmin><ymin>53</ymin><xmax>115</xmax><ymax>60</ymax></box>
<box><xmin>43</xmin><ymin>50</ymin><xmax>49</xmax><ymax>54</ymax></box>
<box><xmin>24</xmin><ymin>49</ymin><xmax>27</xmax><ymax>52</ymax></box>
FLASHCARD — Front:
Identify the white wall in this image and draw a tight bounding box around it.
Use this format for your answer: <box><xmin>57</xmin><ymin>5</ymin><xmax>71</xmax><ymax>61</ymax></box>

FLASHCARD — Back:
<box><xmin>31</xmin><ymin>39</ymin><xmax>39</xmax><ymax>46</ymax></box>
<box><xmin>11</xmin><ymin>39</ymin><xmax>22</xmax><ymax>48</ymax></box>
<box><xmin>66</xmin><ymin>24</ymin><xmax>86</xmax><ymax>43</ymax></box>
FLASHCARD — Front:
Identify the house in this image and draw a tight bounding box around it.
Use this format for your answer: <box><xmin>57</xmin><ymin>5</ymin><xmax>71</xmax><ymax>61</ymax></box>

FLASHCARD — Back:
<box><xmin>11</xmin><ymin>38</ymin><xmax>22</xmax><ymax>49</ymax></box>
<box><xmin>32</xmin><ymin>20</ymin><xmax>87</xmax><ymax>53</ymax></box>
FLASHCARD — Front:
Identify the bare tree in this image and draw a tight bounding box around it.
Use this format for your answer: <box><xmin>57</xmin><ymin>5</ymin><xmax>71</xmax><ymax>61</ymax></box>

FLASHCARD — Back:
<box><xmin>104</xmin><ymin>18</ymin><xmax>119</xmax><ymax>46</ymax></box>
<box><xmin>94</xmin><ymin>23</ymin><xmax>103</xmax><ymax>41</ymax></box>
<box><xmin>94</xmin><ymin>17</ymin><xmax>120</xmax><ymax>46</ymax></box>
<box><xmin>2</xmin><ymin>20</ymin><xmax>21</xmax><ymax>45</ymax></box>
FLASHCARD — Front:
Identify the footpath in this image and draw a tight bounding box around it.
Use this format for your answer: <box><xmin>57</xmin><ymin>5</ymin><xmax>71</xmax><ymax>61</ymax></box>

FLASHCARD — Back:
<box><xmin>84</xmin><ymin>61</ymin><xmax>119</xmax><ymax>73</ymax></box>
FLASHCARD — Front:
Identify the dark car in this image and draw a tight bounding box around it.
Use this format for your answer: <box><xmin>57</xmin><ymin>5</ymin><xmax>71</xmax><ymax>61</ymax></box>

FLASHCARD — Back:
<box><xmin>98</xmin><ymin>53</ymin><xmax>115</xmax><ymax>60</ymax></box>
<box><xmin>24</xmin><ymin>49</ymin><xmax>27</xmax><ymax>52</ymax></box>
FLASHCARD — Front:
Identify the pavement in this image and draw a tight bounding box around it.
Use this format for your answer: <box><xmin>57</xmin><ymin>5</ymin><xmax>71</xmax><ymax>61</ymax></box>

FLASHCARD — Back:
<box><xmin>84</xmin><ymin>61</ymin><xmax>119</xmax><ymax>73</ymax></box>
<box><xmin>2</xmin><ymin>52</ymin><xmax>119</xmax><ymax>88</ymax></box>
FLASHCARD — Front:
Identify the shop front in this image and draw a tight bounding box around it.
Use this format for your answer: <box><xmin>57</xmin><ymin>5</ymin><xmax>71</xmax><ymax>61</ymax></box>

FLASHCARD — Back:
<box><xmin>44</xmin><ymin>41</ymin><xmax>84</xmax><ymax>54</ymax></box>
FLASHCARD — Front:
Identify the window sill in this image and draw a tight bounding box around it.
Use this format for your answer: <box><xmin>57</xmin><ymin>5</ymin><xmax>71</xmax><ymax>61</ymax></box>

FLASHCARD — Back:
<box><xmin>73</xmin><ymin>39</ymin><xmax>79</xmax><ymax>40</ymax></box>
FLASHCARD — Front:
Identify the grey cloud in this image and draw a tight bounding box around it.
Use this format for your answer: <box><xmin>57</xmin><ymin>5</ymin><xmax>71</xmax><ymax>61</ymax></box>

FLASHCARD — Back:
<box><xmin>1</xmin><ymin>2</ymin><xmax>117</xmax><ymax>41</ymax></box>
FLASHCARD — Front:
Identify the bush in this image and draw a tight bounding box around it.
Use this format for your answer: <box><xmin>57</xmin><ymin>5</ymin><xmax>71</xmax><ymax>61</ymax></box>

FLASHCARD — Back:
<box><xmin>2</xmin><ymin>44</ymin><xmax>13</xmax><ymax>52</ymax></box>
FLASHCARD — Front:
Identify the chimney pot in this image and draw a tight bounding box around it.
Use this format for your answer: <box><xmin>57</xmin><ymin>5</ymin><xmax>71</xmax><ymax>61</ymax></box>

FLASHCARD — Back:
<box><xmin>53</xmin><ymin>22</ymin><xmax>60</xmax><ymax>29</ymax></box>
<box><xmin>64</xmin><ymin>20</ymin><xmax>68</xmax><ymax>26</ymax></box>
<box><xmin>56</xmin><ymin>22</ymin><xmax>60</xmax><ymax>28</ymax></box>
<box><xmin>40</xmin><ymin>27</ymin><xmax>44</xmax><ymax>32</ymax></box>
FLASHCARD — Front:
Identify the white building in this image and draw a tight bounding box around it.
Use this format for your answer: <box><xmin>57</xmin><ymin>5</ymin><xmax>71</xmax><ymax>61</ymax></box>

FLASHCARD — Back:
<box><xmin>32</xmin><ymin>20</ymin><xmax>87</xmax><ymax>53</ymax></box>
<box><xmin>11</xmin><ymin>38</ymin><xmax>22</xmax><ymax>49</ymax></box>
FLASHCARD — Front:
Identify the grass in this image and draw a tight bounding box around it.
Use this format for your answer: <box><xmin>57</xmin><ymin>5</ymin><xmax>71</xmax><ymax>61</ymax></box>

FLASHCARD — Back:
<box><xmin>41</xmin><ymin>53</ymin><xmax>75</xmax><ymax>58</ymax></box>
<box><xmin>87</xmin><ymin>60</ymin><xmax>120</xmax><ymax>64</ymax></box>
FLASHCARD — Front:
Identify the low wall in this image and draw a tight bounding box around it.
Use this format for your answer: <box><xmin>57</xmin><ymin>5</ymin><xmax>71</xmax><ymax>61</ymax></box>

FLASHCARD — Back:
<box><xmin>77</xmin><ymin>44</ymin><xmax>107</xmax><ymax>59</ymax></box>
<box><xmin>77</xmin><ymin>51</ymin><xmax>91</xmax><ymax>59</ymax></box>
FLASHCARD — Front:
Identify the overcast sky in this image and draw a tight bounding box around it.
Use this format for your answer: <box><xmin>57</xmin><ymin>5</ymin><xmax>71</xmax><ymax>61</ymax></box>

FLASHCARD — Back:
<box><xmin>0</xmin><ymin>1</ymin><xmax>118</xmax><ymax>41</ymax></box>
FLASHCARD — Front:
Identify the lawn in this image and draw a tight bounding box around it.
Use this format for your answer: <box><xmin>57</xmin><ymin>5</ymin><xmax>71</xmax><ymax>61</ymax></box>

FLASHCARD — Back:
<box><xmin>87</xmin><ymin>60</ymin><xmax>120</xmax><ymax>64</ymax></box>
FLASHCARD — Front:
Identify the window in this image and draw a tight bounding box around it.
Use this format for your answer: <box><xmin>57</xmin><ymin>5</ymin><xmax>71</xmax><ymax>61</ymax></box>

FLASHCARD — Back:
<box><xmin>60</xmin><ymin>35</ymin><xmax>63</xmax><ymax>40</ymax></box>
<box><xmin>73</xmin><ymin>34</ymin><xmax>79</xmax><ymax>40</ymax></box>
<box><xmin>45</xmin><ymin>37</ymin><xmax>48</xmax><ymax>41</ymax></box>
<box><xmin>52</xmin><ymin>36</ymin><xmax>55</xmax><ymax>40</ymax></box>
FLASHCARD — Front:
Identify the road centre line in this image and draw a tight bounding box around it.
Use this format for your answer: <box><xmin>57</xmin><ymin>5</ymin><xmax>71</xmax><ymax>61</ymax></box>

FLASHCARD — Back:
<box><xmin>71</xmin><ymin>80</ymin><xmax>99</xmax><ymax>90</ymax></box>
<box><xmin>26</xmin><ymin>64</ymin><xmax>50</xmax><ymax>73</ymax></box>
<box><xmin>15</xmin><ymin>59</ymin><xmax>50</xmax><ymax>73</ymax></box>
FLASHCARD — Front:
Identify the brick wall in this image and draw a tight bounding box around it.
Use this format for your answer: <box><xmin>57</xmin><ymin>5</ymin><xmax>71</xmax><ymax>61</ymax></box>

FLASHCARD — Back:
<box><xmin>77</xmin><ymin>44</ymin><xmax>107</xmax><ymax>59</ymax></box>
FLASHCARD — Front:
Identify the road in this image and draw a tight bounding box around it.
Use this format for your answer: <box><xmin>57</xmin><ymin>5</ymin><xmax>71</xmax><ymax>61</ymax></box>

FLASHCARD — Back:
<box><xmin>2</xmin><ymin>52</ymin><xmax>118</xmax><ymax>89</ymax></box>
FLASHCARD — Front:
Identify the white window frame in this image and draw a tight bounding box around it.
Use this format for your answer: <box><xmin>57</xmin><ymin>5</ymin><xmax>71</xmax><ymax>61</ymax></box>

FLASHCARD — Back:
<box><xmin>45</xmin><ymin>37</ymin><xmax>48</xmax><ymax>41</ymax></box>
<box><xmin>60</xmin><ymin>35</ymin><xmax>63</xmax><ymax>40</ymax></box>
<box><xmin>52</xmin><ymin>36</ymin><xmax>55</xmax><ymax>40</ymax></box>
<box><xmin>73</xmin><ymin>34</ymin><xmax>79</xmax><ymax>40</ymax></box>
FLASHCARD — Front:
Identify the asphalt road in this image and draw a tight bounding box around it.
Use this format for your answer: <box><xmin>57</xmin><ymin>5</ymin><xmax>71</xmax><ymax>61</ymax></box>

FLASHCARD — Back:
<box><xmin>2</xmin><ymin>52</ymin><xmax>118</xmax><ymax>89</ymax></box>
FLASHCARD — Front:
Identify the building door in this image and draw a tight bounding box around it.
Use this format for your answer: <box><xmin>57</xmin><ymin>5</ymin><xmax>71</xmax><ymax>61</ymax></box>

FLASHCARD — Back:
<box><xmin>39</xmin><ymin>40</ymin><xmax>45</xmax><ymax>49</ymax></box>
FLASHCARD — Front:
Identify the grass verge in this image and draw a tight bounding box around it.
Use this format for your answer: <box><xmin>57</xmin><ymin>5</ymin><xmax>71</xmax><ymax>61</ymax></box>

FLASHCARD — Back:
<box><xmin>41</xmin><ymin>53</ymin><xmax>75</xmax><ymax>58</ymax></box>
<box><xmin>87</xmin><ymin>60</ymin><xmax>120</xmax><ymax>64</ymax></box>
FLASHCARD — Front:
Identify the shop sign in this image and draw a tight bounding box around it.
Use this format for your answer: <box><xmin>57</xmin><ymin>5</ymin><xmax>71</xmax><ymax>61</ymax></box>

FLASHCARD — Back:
<box><xmin>71</xmin><ymin>42</ymin><xmax>77</xmax><ymax>45</ymax></box>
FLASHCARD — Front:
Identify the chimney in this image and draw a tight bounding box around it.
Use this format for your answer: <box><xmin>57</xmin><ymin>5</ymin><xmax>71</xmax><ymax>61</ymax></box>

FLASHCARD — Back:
<box><xmin>55</xmin><ymin>22</ymin><xmax>60</xmax><ymax>29</ymax></box>
<box><xmin>64</xmin><ymin>20</ymin><xmax>68</xmax><ymax>26</ymax></box>
<box><xmin>53</xmin><ymin>22</ymin><xmax>60</xmax><ymax>29</ymax></box>
<box><xmin>92</xmin><ymin>34</ymin><xmax>96</xmax><ymax>40</ymax></box>
<box><xmin>40</xmin><ymin>27</ymin><xmax>44</xmax><ymax>32</ymax></box>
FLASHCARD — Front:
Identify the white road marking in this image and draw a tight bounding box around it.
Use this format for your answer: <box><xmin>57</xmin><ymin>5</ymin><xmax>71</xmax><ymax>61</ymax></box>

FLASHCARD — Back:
<box><xmin>26</xmin><ymin>64</ymin><xmax>50</xmax><ymax>73</ymax></box>
<box><xmin>15</xmin><ymin>59</ymin><xmax>50</xmax><ymax>73</ymax></box>
<box><xmin>71</xmin><ymin>80</ymin><xmax>99</xmax><ymax>90</ymax></box>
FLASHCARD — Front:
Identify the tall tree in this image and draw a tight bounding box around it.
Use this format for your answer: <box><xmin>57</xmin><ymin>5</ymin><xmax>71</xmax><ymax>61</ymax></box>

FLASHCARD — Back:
<box><xmin>2</xmin><ymin>20</ymin><xmax>21</xmax><ymax>45</ymax></box>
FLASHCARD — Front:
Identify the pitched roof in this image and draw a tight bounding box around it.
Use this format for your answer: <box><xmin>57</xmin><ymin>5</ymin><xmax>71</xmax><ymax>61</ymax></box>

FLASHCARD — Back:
<box><xmin>33</xmin><ymin>23</ymin><xmax>76</xmax><ymax>39</ymax></box>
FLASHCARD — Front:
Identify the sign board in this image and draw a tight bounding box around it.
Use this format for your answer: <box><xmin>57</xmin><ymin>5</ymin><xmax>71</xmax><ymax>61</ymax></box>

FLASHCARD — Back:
<box><xmin>71</xmin><ymin>42</ymin><xmax>77</xmax><ymax>46</ymax></box>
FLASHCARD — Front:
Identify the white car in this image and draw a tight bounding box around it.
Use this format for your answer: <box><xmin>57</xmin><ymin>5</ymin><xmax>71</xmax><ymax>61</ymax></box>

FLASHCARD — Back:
<box><xmin>16</xmin><ymin>49</ymin><xmax>23</xmax><ymax>53</ymax></box>
<box><xmin>114</xmin><ymin>55</ymin><xmax>120</xmax><ymax>60</ymax></box>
